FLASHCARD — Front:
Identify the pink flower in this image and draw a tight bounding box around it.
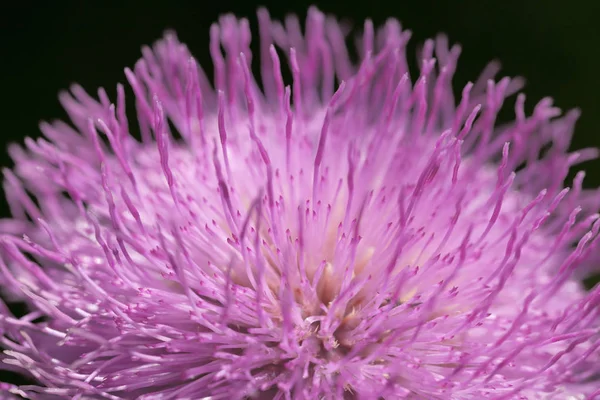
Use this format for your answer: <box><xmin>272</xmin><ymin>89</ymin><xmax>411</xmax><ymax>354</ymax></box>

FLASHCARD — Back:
<box><xmin>1</xmin><ymin>7</ymin><xmax>599</xmax><ymax>399</ymax></box>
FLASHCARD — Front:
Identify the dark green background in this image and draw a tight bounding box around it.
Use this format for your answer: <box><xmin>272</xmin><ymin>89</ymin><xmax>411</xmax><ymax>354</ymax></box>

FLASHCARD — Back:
<box><xmin>0</xmin><ymin>0</ymin><xmax>599</xmax><ymax>385</ymax></box>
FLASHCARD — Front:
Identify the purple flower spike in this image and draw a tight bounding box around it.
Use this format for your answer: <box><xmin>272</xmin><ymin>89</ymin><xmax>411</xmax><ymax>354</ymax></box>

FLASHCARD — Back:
<box><xmin>1</xmin><ymin>7</ymin><xmax>599</xmax><ymax>400</ymax></box>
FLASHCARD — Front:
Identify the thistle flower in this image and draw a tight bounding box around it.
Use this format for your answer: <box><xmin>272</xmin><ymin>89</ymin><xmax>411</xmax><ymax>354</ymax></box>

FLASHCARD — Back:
<box><xmin>1</xmin><ymin>7</ymin><xmax>600</xmax><ymax>400</ymax></box>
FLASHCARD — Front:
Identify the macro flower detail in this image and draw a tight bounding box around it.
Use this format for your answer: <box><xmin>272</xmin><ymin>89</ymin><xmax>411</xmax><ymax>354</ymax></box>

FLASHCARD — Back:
<box><xmin>1</xmin><ymin>6</ymin><xmax>600</xmax><ymax>399</ymax></box>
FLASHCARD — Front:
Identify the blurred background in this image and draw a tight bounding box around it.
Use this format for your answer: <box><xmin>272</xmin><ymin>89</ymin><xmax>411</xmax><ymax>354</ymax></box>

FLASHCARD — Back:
<box><xmin>0</xmin><ymin>0</ymin><xmax>599</xmax><ymax>385</ymax></box>
<box><xmin>2</xmin><ymin>0</ymin><xmax>600</xmax><ymax>181</ymax></box>
<box><xmin>1</xmin><ymin>0</ymin><xmax>599</xmax><ymax>181</ymax></box>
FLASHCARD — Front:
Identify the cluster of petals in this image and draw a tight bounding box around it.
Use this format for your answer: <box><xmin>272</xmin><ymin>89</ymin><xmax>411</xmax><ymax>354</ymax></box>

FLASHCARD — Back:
<box><xmin>1</xmin><ymin>7</ymin><xmax>599</xmax><ymax>400</ymax></box>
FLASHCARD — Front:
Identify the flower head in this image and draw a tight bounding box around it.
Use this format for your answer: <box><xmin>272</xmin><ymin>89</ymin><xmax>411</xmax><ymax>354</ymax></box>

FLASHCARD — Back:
<box><xmin>1</xmin><ymin>7</ymin><xmax>599</xmax><ymax>399</ymax></box>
